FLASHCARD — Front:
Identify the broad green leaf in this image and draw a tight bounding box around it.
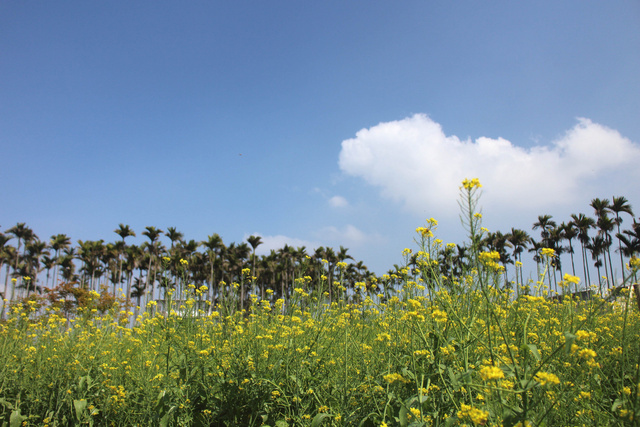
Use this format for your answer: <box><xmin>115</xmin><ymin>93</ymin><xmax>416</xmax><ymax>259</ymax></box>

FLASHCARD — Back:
<box><xmin>526</xmin><ymin>344</ymin><xmax>541</xmax><ymax>362</ymax></box>
<box><xmin>399</xmin><ymin>405</ymin><xmax>409</xmax><ymax>427</ymax></box>
<box><xmin>311</xmin><ymin>413</ymin><xmax>332</xmax><ymax>427</ymax></box>
<box><xmin>159</xmin><ymin>412</ymin><xmax>172</xmax><ymax>427</ymax></box>
<box><xmin>74</xmin><ymin>399</ymin><xmax>87</xmax><ymax>421</ymax></box>
<box><xmin>9</xmin><ymin>409</ymin><xmax>27</xmax><ymax>427</ymax></box>
<box><xmin>564</xmin><ymin>332</ymin><xmax>576</xmax><ymax>354</ymax></box>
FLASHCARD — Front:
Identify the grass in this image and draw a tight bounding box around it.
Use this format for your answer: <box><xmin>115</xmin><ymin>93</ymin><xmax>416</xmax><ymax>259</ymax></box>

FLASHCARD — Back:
<box><xmin>1</xmin><ymin>180</ymin><xmax>639</xmax><ymax>426</ymax></box>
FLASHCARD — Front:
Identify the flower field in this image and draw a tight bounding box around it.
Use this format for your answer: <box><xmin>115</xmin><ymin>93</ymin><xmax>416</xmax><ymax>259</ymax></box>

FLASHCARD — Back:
<box><xmin>1</xmin><ymin>181</ymin><xmax>639</xmax><ymax>426</ymax></box>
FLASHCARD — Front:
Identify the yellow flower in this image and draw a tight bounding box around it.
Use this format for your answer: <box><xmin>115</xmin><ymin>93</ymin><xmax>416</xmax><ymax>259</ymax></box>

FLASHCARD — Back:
<box><xmin>577</xmin><ymin>348</ymin><xmax>597</xmax><ymax>359</ymax></box>
<box><xmin>540</xmin><ymin>248</ymin><xmax>556</xmax><ymax>258</ymax></box>
<box><xmin>534</xmin><ymin>371</ymin><xmax>560</xmax><ymax>386</ymax></box>
<box><xmin>461</xmin><ymin>178</ymin><xmax>482</xmax><ymax>190</ymax></box>
<box><xmin>416</xmin><ymin>227</ymin><xmax>433</xmax><ymax>238</ymax></box>
<box><xmin>383</xmin><ymin>373</ymin><xmax>410</xmax><ymax>384</ymax></box>
<box><xmin>457</xmin><ymin>403</ymin><xmax>488</xmax><ymax>425</ymax></box>
<box><xmin>409</xmin><ymin>407</ymin><xmax>421</xmax><ymax>420</ymax></box>
<box><xmin>479</xmin><ymin>365</ymin><xmax>504</xmax><ymax>381</ymax></box>
<box><xmin>431</xmin><ymin>309</ymin><xmax>448</xmax><ymax>323</ymax></box>
<box><xmin>563</xmin><ymin>273</ymin><xmax>580</xmax><ymax>285</ymax></box>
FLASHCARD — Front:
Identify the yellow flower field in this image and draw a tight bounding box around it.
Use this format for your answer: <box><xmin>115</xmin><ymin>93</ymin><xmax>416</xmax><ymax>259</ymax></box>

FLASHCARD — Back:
<box><xmin>1</xmin><ymin>181</ymin><xmax>639</xmax><ymax>426</ymax></box>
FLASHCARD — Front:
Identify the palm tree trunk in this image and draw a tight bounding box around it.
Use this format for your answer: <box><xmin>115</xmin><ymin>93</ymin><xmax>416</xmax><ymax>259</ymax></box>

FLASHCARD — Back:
<box><xmin>145</xmin><ymin>257</ymin><xmax>153</xmax><ymax>306</ymax></box>
<box><xmin>581</xmin><ymin>244</ymin><xmax>591</xmax><ymax>287</ymax></box>
<box><xmin>606</xmin><ymin>245</ymin><xmax>616</xmax><ymax>287</ymax></box>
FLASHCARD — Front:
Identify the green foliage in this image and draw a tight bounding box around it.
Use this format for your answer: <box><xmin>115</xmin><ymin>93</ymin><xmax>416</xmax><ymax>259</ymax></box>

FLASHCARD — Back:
<box><xmin>1</xmin><ymin>180</ymin><xmax>640</xmax><ymax>426</ymax></box>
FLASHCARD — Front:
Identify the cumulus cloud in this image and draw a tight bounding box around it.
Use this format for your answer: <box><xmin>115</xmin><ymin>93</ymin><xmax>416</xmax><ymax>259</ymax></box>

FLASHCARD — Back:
<box><xmin>244</xmin><ymin>233</ymin><xmax>319</xmax><ymax>256</ymax></box>
<box><xmin>328</xmin><ymin>195</ymin><xmax>349</xmax><ymax>208</ymax></box>
<box><xmin>338</xmin><ymin>114</ymin><xmax>640</xmax><ymax>216</ymax></box>
<box><xmin>316</xmin><ymin>224</ymin><xmax>375</xmax><ymax>246</ymax></box>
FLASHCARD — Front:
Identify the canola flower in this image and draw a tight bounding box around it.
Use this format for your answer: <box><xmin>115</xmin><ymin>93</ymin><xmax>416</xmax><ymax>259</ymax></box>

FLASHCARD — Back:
<box><xmin>535</xmin><ymin>372</ymin><xmax>561</xmax><ymax>386</ymax></box>
<box><xmin>540</xmin><ymin>247</ymin><xmax>556</xmax><ymax>258</ymax></box>
<box><xmin>462</xmin><ymin>177</ymin><xmax>482</xmax><ymax>190</ymax></box>
<box><xmin>479</xmin><ymin>365</ymin><xmax>505</xmax><ymax>381</ymax></box>
<box><xmin>1</xmin><ymin>178</ymin><xmax>638</xmax><ymax>426</ymax></box>
<box><xmin>457</xmin><ymin>404</ymin><xmax>489</xmax><ymax>425</ymax></box>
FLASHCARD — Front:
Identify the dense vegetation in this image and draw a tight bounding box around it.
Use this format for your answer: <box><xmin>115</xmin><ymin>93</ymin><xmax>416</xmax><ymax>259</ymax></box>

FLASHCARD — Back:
<box><xmin>1</xmin><ymin>180</ymin><xmax>639</xmax><ymax>426</ymax></box>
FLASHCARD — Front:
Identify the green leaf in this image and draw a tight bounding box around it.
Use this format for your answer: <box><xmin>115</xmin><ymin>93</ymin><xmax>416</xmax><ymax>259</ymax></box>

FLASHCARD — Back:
<box><xmin>564</xmin><ymin>332</ymin><xmax>576</xmax><ymax>354</ymax></box>
<box><xmin>398</xmin><ymin>405</ymin><xmax>409</xmax><ymax>427</ymax></box>
<box><xmin>159</xmin><ymin>412</ymin><xmax>172</xmax><ymax>427</ymax></box>
<box><xmin>0</xmin><ymin>398</ymin><xmax>13</xmax><ymax>410</ymax></box>
<box><xmin>447</xmin><ymin>367</ymin><xmax>459</xmax><ymax>387</ymax></box>
<box><xmin>612</xmin><ymin>397</ymin><xmax>625</xmax><ymax>412</ymax></box>
<box><xmin>311</xmin><ymin>413</ymin><xmax>332</xmax><ymax>427</ymax></box>
<box><xmin>275</xmin><ymin>420</ymin><xmax>289</xmax><ymax>427</ymax></box>
<box><xmin>74</xmin><ymin>399</ymin><xmax>88</xmax><ymax>421</ymax></box>
<box><xmin>9</xmin><ymin>409</ymin><xmax>27</xmax><ymax>427</ymax></box>
<box><xmin>526</xmin><ymin>344</ymin><xmax>541</xmax><ymax>362</ymax></box>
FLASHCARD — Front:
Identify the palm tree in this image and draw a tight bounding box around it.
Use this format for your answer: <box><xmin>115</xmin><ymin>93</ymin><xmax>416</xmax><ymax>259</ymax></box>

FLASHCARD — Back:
<box><xmin>560</xmin><ymin>222</ymin><xmax>578</xmax><ymax>276</ymax></box>
<box><xmin>174</xmin><ymin>239</ymin><xmax>200</xmax><ymax>294</ymax></box>
<box><xmin>6</xmin><ymin>223</ymin><xmax>35</xmax><ymax>300</ymax></box>
<box><xmin>142</xmin><ymin>226</ymin><xmax>164</xmax><ymax>304</ymax></box>
<box><xmin>0</xmin><ymin>233</ymin><xmax>12</xmax><ymax>302</ymax></box>
<box><xmin>41</xmin><ymin>254</ymin><xmax>56</xmax><ymax>289</ymax></box>
<box><xmin>546</xmin><ymin>225</ymin><xmax>566</xmax><ymax>289</ymax></box>
<box><xmin>532</xmin><ymin>216</ymin><xmax>561</xmax><ymax>290</ymax></box>
<box><xmin>24</xmin><ymin>239</ymin><xmax>48</xmax><ymax>296</ymax></box>
<box><xmin>591</xmin><ymin>198</ymin><xmax>616</xmax><ymax>287</ymax></box>
<box><xmin>586</xmin><ymin>236</ymin><xmax>607</xmax><ymax>294</ymax></box>
<box><xmin>58</xmin><ymin>252</ymin><xmax>77</xmax><ymax>283</ymax></box>
<box><xmin>49</xmin><ymin>234</ymin><xmax>71</xmax><ymax>286</ymax></box>
<box><xmin>247</xmin><ymin>235</ymin><xmax>264</xmax><ymax>298</ymax></box>
<box><xmin>114</xmin><ymin>224</ymin><xmax>136</xmax><ymax>288</ymax></box>
<box><xmin>591</xmin><ymin>198</ymin><xmax>611</xmax><ymax>219</ymax></box>
<box><xmin>231</xmin><ymin>242</ymin><xmax>251</xmax><ymax>308</ymax></box>
<box><xmin>122</xmin><ymin>244</ymin><xmax>143</xmax><ymax>302</ymax></box>
<box><xmin>616</xmin><ymin>219</ymin><xmax>640</xmax><ymax>262</ymax></box>
<box><xmin>77</xmin><ymin>240</ymin><xmax>105</xmax><ymax>290</ymax></box>
<box><xmin>597</xmin><ymin>214</ymin><xmax>616</xmax><ymax>288</ymax></box>
<box><xmin>570</xmin><ymin>213</ymin><xmax>595</xmax><ymax>287</ymax></box>
<box><xmin>508</xmin><ymin>228</ymin><xmax>530</xmax><ymax>288</ymax></box>
<box><xmin>201</xmin><ymin>234</ymin><xmax>224</xmax><ymax>305</ymax></box>
<box><xmin>608</xmin><ymin>196</ymin><xmax>634</xmax><ymax>280</ymax></box>
<box><xmin>533</xmin><ymin>215</ymin><xmax>557</xmax><ymax>242</ymax></box>
<box><xmin>165</xmin><ymin>227</ymin><xmax>184</xmax><ymax>249</ymax></box>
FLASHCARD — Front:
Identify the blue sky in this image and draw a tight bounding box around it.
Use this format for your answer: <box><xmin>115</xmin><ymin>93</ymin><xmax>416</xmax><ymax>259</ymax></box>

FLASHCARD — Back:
<box><xmin>2</xmin><ymin>1</ymin><xmax>639</xmax><ymax>275</ymax></box>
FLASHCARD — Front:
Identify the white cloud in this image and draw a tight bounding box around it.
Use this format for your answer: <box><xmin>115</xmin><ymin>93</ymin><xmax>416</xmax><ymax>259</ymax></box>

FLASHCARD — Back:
<box><xmin>245</xmin><ymin>227</ymin><xmax>379</xmax><ymax>258</ymax></box>
<box><xmin>243</xmin><ymin>233</ymin><xmax>319</xmax><ymax>256</ymax></box>
<box><xmin>338</xmin><ymin>114</ymin><xmax>640</xmax><ymax>217</ymax></box>
<box><xmin>328</xmin><ymin>195</ymin><xmax>348</xmax><ymax>208</ymax></box>
<box><xmin>317</xmin><ymin>224</ymin><xmax>370</xmax><ymax>246</ymax></box>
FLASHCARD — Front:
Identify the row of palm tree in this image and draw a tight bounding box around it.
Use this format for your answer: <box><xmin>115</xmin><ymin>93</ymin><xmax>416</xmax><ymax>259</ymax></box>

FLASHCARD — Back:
<box><xmin>1</xmin><ymin>196</ymin><xmax>639</xmax><ymax>310</ymax></box>
<box><xmin>0</xmin><ymin>223</ymin><xmax>369</xmax><ymax>310</ymax></box>
<box><xmin>394</xmin><ymin>196</ymin><xmax>639</xmax><ymax>295</ymax></box>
